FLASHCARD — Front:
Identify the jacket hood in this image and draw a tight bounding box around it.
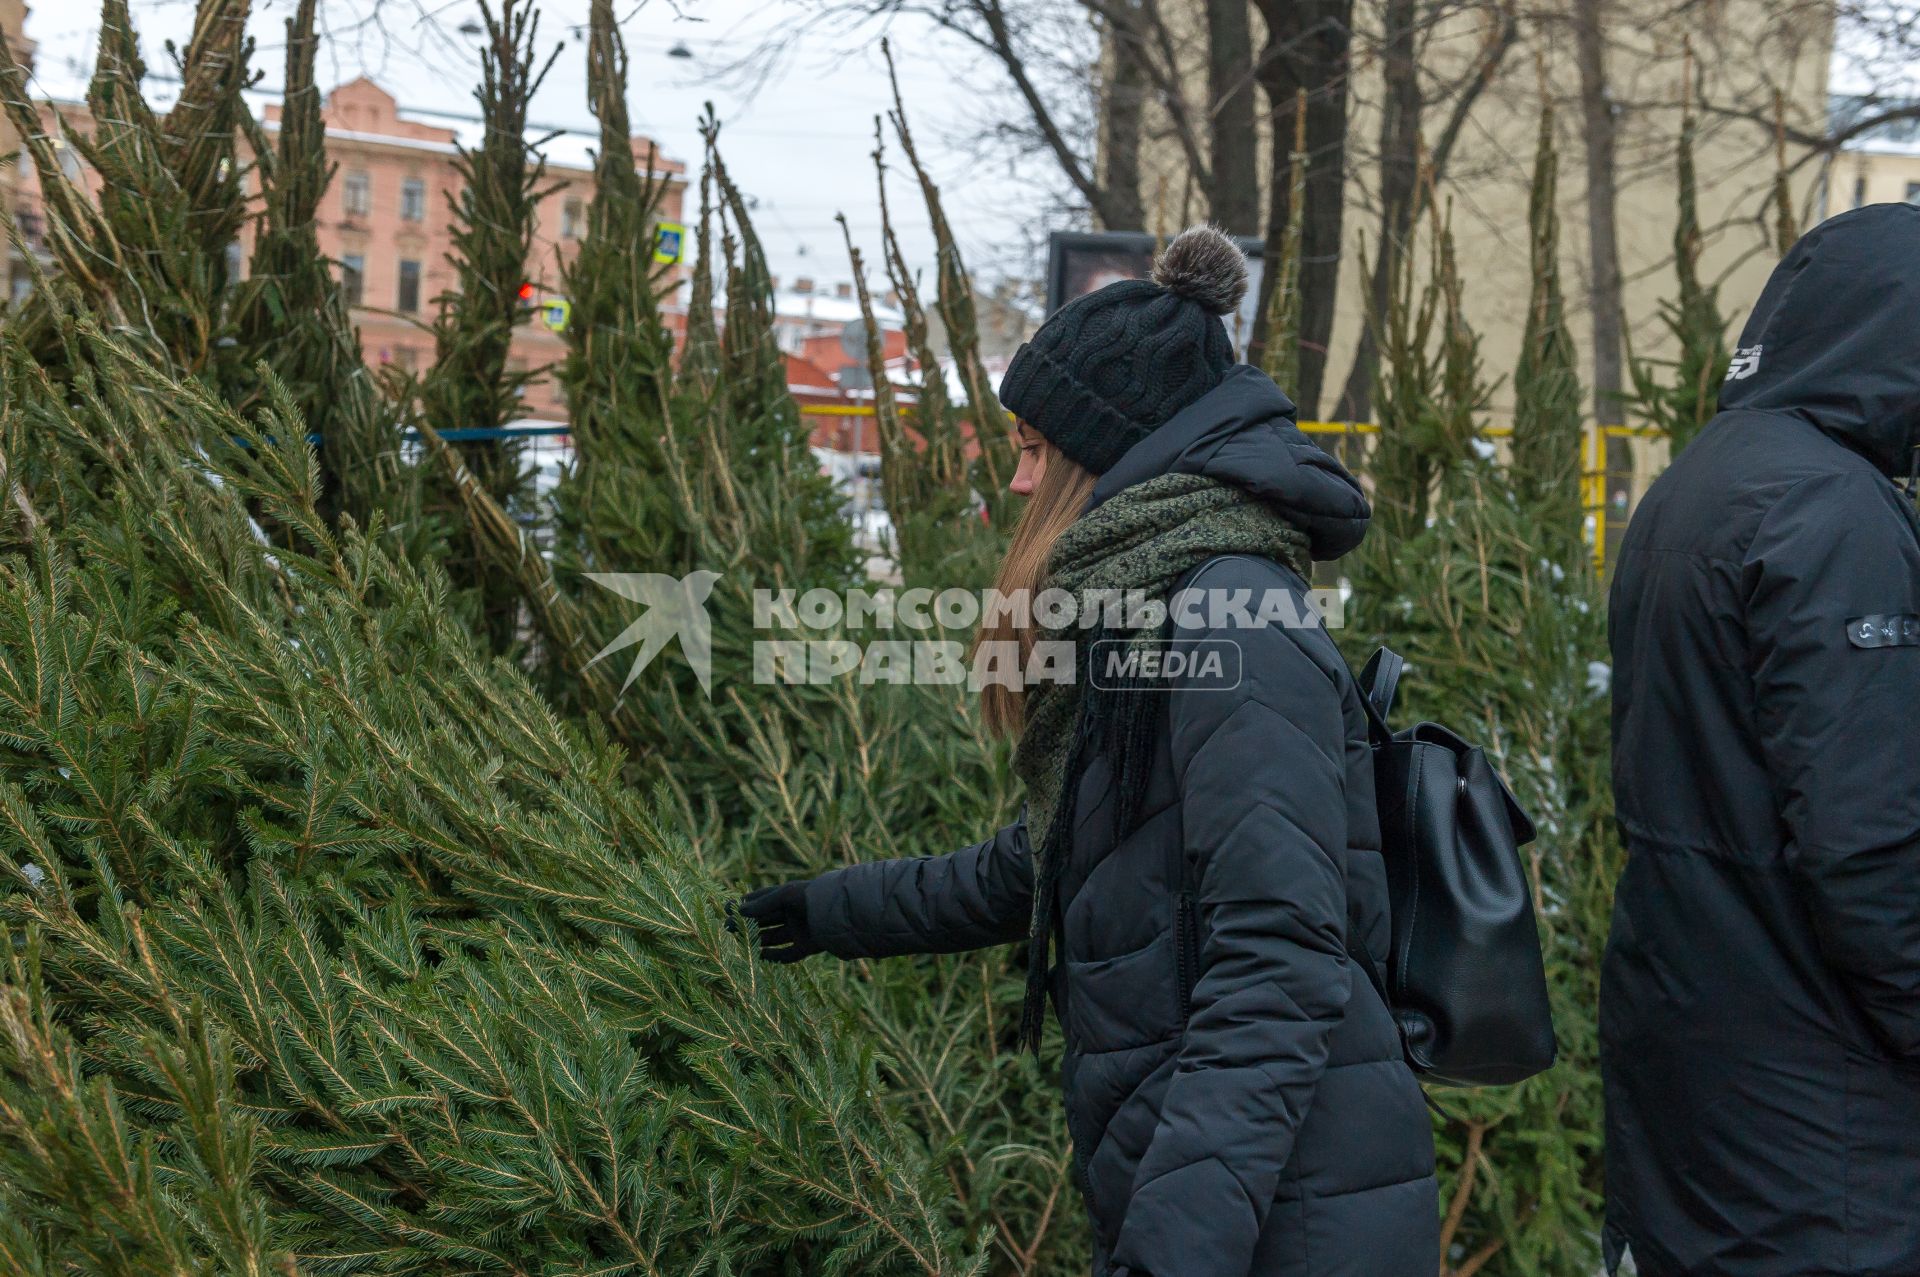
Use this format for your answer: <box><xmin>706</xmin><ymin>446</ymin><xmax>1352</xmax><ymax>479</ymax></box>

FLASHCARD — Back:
<box><xmin>1087</xmin><ymin>364</ymin><xmax>1371</xmax><ymax>560</ymax></box>
<box><xmin>1718</xmin><ymin>202</ymin><xmax>1920</xmax><ymax>476</ymax></box>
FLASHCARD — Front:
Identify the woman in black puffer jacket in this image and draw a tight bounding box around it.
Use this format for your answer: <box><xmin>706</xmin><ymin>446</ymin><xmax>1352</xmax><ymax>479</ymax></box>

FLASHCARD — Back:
<box><xmin>737</xmin><ymin>226</ymin><xmax>1437</xmax><ymax>1277</ymax></box>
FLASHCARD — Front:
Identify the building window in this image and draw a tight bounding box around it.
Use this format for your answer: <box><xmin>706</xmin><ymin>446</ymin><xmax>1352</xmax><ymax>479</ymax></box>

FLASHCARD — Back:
<box><xmin>401</xmin><ymin>177</ymin><xmax>427</xmax><ymax>222</ymax></box>
<box><xmin>1852</xmin><ymin>175</ymin><xmax>1867</xmax><ymax>208</ymax></box>
<box><xmin>562</xmin><ymin>196</ymin><xmax>584</xmax><ymax>240</ymax></box>
<box><xmin>340</xmin><ymin>253</ymin><xmax>365</xmax><ymax>306</ymax></box>
<box><xmin>393</xmin><ymin>345</ymin><xmax>419</xmax><ymax>372</ymax></box>
<box><xmin>397</xmin><ymin>259</ymin><xmax>422</xmax><ymax>313</ymax></box>
<box><xmin>343</xmin><ymin>170</ymin><xmax>371</xmax><ymax>217</ymax></box>
<box><xmin>1907</xmin><ymin>181</ymin><xmax>1920</xmax><ymax>205</ymax></box>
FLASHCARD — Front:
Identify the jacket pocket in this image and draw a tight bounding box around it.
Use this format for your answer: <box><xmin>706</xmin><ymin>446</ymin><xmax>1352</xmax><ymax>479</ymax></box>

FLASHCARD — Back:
<box><xmin>1065</xmin><ymin>932</ymin><xmax>1183</xmax><ymax>1054</ymax></box>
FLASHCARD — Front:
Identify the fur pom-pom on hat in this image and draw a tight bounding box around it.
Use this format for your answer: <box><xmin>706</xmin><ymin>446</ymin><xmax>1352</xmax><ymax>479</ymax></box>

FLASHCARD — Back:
<box><xmin>1151</xmin><ymin>224</ymin><xmax>1249</xmax><ymax>316</ymax></box>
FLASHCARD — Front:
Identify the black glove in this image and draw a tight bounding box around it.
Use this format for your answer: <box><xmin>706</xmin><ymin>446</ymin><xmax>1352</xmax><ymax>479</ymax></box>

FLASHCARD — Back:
<box><xmin>730</xmin><ymin>880</ymin><xmax>823</xmax><ymax>963</ymax></box>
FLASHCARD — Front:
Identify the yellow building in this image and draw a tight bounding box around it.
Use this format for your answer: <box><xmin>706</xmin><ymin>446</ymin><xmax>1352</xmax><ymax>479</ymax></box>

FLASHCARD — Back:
<box><xmin>1829</xmin><ymin>99</ymin><xmax>1920</xmax><ymax>212</ymax></box>
<box><xmin>1115</xmin><ymin>0</ymin><xmax>1834</xmax><ymax>549</ymax></box>
<box><xmin>1125</xmin><ymin>3</ymin><xmax>1833</xmax><ymax>425</ymax></box>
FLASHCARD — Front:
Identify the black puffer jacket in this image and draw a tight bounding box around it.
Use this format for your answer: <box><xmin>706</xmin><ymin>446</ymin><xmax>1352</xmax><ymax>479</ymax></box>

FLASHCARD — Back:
<box><xmin>806</xmin><ymin>368</ymin><xmax>1439</xmax><ymax>1277</ymax></box>
<box><xmin>1604</xmin><ymin>203</ymin><xmax>1920</xmax><ymax>1276</ymax></box>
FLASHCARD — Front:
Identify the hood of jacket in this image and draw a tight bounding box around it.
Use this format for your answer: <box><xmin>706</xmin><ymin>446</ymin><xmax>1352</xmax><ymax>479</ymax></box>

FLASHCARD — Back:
<box><xmin>1086</xmin><ymin>364</ymin><xmax>1371</xmax><ymax>560</ymax></box>
<box><xmin>1718</xmin><ymin>202</ymin><xmax>1920</xmax><ymax>476</ymax></box>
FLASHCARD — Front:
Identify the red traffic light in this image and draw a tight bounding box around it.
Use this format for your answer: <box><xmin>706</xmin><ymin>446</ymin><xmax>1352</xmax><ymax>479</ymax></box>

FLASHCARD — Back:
<box><xmin>517</xmin><ymin>282</ymin><xmax>536</xmax><ymax>303</ymax></box>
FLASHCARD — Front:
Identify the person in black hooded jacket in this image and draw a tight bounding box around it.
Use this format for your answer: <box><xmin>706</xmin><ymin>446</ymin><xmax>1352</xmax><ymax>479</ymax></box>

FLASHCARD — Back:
<box><xmin>1604</xmin><ymin>202</ymin><xmax>1920</xmax><ymax>1277</ymax></box>
<box><xmin>735</xmin><ymin>226</ymin><xmax>1438</xmax><ymax>1277</ymax></box>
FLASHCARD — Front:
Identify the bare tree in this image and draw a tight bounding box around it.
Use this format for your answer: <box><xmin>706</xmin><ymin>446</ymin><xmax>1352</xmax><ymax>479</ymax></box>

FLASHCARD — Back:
<box><xmin>1249</xmin><ymin>0</ymin><xmax>1353</xmax><ymax>418</ymax></box>
<box><xmin>762</xmin><ymin>0</ymin><xmax>1272</xmax><ymax>235</ymax></box>
<box><xmin>1100</xmin><ymin>13</ymin><xmax>1151</xmax><ymax>228</ymax></box>
<box><xmin>1571</xmin><ymin>0</ymin><xmax>1627</xmax><ymax>428</ymax></box>
<box><xmin>1334</xmin><ymin>0</ymin><xmax>1517</xmax><ymax>419</ymax></box>
<box><xmin>1208</xmin><ymin>0</ymin><xmax>1261</xmax><ymax>232</ymax></box>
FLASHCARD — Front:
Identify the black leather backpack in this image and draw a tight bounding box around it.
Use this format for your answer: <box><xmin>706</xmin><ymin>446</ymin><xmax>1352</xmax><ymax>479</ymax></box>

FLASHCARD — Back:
<box><xmin>1352</xmin><ymin>647</ymin><xmax>1558</xmax><ymax>1088</ymax></box>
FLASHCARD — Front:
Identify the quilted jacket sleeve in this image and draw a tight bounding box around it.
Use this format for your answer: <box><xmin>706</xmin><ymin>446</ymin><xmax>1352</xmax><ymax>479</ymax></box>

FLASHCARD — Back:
<box><xmin>802</xmin><ymin>820</ymin><xmax>1034</xmax><ymax>960</ymax></box>
<box><xmin>1746</xmin><ymin>469</ymin><xmax>1920</xmax><ymax>1057</ymax></box>
<box><xmin>1109</xmin><ymin>557</ymin><xmax>1352</xmax><ymax>1277</ymax></box>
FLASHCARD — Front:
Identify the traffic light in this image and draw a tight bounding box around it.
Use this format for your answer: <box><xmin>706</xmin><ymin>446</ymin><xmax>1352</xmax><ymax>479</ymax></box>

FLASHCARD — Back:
<box><xmin>517</xmin><ymin>281</ymin><xmax>537</xmax><ymax>307</ymax></box>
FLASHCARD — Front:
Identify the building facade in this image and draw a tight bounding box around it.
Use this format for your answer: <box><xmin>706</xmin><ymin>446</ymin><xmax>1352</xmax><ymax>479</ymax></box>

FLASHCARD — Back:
<box><xmin>1117</xmin><ymin>0</ymin><xmax>1834</xmax><ymax>431</ymax></box>
<box><xmin>268</xmin><ymin>77</ymin><xmax>688</xmax><ymax>423</ymax></box>
<box><xmin>0</xmin><ymin>0</ymin><xmax>32</xmax><ymax>303</ymax></box>
<box><xmin>11</xmin><ymin>75</ymin><xmax>687</xmax><ymax>424</ymax></box>
<box><xmin>1829</xmin><ymin>95</ymin><xmax>1920</xmax><ymax>213</ymax></box>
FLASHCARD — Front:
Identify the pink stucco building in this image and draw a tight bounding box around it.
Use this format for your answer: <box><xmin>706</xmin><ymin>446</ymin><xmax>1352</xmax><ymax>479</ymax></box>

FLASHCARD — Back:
<box><xmin>12</xmin><ymin>74</ymin><xmax>687</xmax><ymax>424</ymax></box>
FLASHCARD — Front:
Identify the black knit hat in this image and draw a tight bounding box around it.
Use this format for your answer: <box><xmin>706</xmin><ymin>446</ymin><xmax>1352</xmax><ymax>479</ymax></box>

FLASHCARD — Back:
<box><xmin>999</xmin><ymin>225</ymin><xmax>1249</xmax><ymax>475</ymax></box>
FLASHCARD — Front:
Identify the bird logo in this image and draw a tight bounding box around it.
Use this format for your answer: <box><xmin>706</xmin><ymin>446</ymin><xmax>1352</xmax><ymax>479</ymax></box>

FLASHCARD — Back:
<box><xmin>583</xmin><ymin>571</ymin><xmax>723</xmax><ymax>697</ymax></box>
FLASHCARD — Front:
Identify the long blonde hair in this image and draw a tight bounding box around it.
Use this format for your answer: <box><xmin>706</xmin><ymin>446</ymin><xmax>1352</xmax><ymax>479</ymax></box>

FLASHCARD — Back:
<box><xmin>977</xmin><ymin>439</ymin><xmax>1097</xmax><ymax>738</ymax></box>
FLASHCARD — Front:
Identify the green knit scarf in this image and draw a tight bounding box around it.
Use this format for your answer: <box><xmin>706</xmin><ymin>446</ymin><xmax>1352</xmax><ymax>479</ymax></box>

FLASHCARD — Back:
<box><xmin>1012</xmin><ymin>472</ymin><xmax>1312</xmax><ymax>1050</ymax></box>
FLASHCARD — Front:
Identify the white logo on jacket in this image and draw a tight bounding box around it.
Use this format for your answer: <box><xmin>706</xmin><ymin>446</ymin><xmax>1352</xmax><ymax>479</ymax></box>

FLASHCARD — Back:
<box><xmin>1727</xmin><ymin>345</ymin><xmax>1764</xmax><ymax>380</ymax></box>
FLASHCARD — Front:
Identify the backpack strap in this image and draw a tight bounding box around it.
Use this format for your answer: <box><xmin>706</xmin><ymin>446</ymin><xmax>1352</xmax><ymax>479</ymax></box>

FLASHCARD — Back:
<box><xmin>1357</xmin><ymin>646</ymin><xmax>1403</xmax><ymax>746</ymax></box>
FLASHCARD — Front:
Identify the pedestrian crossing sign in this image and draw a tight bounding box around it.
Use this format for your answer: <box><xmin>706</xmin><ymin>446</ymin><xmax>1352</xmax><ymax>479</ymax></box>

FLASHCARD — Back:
<box><xmin>654</xmin><ymin>223</ymin><xmax>686</xmax><ymax>265</ymax></box>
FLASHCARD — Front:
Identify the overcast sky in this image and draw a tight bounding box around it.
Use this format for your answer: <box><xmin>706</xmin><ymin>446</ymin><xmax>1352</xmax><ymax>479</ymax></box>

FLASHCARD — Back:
<box><xmin>21</xmin><ymin>0</ymin><xmax>1057</xmax><ymax>292</ymax></box>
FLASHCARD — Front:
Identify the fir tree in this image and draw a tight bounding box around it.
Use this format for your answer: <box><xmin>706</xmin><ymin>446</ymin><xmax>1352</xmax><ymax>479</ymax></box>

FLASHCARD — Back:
<box><xmin>1626</xmin><ymin>46</ymin><xmax>1729</xmax><ymax>454</ymax></box>
<box><xmin>0</xmin><ymin>0</ymin><xmax>254</xmax><ymax>381</ymax></box>
<box><xmin>411</xmin><ymin>0</ymin><xmax>559</xmax><ymax>652</ymax></box>
<box><xmin>839</xmin><ymin>116</ymin><xmax>986</xmax><ymax>577</ymax></box>
<box><xmin>227</xmin><ymin>0</ymin><xmax>400</xmax><ymax>534</ymax></box>
<box><xmin>881</xmin><ymin>42</ymin><xmax>1013</xmax><ymax>508</ymax></box>
<box><xmin>449</xmin><ymin>101</ymin><xmax>861</xmax><ymax>806</ymax></box>
<box><xmin>0</xmin><ymin>305</ymin><xmax>989</xmax><ymax>1275</ymax></box>
<box><xmin>1367</xmin><ymin>185</ymin><xmax>1489</xmax><ymax>548</ymax></box>
<box><xmin>507</xmin><ymin>71</ymin><xmax>1083</xmax><ymax>1273</ymax></box>
<box><xmin>1509</xmin><ymin>82</ymin><xmax>1584</xmax><ymax>553</ymax></box>
<box><xmin>1348</xmin><ymin>161</ymin><xmax>1618</xmax><ymax>1277</ymax></box>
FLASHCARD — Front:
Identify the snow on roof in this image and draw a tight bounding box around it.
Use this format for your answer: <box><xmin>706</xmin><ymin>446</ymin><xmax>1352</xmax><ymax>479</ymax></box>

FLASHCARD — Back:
<box><xmin>772</xmin><ymin>289</ymin><xmax>905</xmax><ymax>328</ymax></box>
<box><xmin>1831</xmin><ymin>93</ymin><xmax>1920</xmax><ymax>155</ymax></box>
<box><xmin>1845</xmin><ymin>136</ymin><xmax>1920</xmax><ymax>158</ymax></box>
